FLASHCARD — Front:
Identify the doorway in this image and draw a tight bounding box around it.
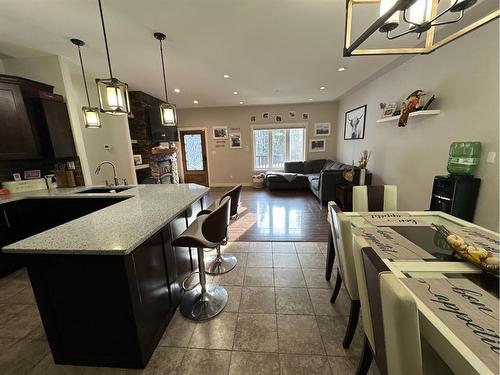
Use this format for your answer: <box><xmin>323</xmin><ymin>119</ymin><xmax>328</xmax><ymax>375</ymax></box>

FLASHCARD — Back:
<box><xmin>179</xmin><ymin>129</ymin><xmax>209</xmax><ymax>186</ymax></box>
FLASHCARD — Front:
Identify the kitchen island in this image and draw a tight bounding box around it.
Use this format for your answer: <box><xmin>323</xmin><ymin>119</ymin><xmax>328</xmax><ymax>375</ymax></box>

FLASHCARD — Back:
<box><xmin>1</xmin><ymin>184</ymin><xmax>208</xmax><ymax>369</ymax></box>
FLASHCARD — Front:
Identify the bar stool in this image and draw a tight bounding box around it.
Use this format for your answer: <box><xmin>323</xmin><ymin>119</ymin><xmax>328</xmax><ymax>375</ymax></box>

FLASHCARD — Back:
<box><xmin>172</xmin><ymin>196</ymin><xmax>231</xmax><ymax>321</ymax></box>
<box><xmin>199</xmin><ymin>184</ymin><xmax>242</xmax><ymax>275</ymax></box>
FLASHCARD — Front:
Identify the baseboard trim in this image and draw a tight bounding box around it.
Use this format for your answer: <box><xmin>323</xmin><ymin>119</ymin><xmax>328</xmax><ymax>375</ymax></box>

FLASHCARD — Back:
<box><xmin>209</xmin><ymin>182</ymin><xmax>253</xmax><ymax>187</ymax></box>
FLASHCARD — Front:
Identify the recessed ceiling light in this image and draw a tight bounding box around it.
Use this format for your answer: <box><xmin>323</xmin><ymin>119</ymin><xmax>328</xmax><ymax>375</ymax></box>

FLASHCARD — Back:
<box><xmin>233</xmin><ymin>91</ymin><xmax>238</xmax><ymax>95</ymax></box>
<box><xmin>338</xmin><ymin>67</ymin><xmax>346</xmax><ymax>72</ymax></box>
<box><xmin>320</xmin><ymin>86</ymin><xmax>326</xmax><ymax>90</ymax></box>
<box><xmin>174</xmin><ymin>88</ymin><xmax>180</xmax><ymax>93</ymax></box>
<box><xmin>193</xmin><ymin>100</ymin><xmax>199</xmax><ymax>104</ymax></box>
<box><xmin>239</xmin><ymin>101</ymin><xmax>244</xmax><ymax>105</ymax></box>
<box><xmin>223</xmin><ymin>74</ymin><xmax>230</xmax><ymax>78</ymax></box>
<box><xmin>308</xmin><ymin>98</ymin><xmax>313</xmax><ymax>101</ymax></box>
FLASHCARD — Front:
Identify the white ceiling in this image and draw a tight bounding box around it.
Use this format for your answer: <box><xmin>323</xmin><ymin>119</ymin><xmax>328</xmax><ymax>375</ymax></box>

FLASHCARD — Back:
<box><xmin>0</xmin><ymin>0</ymin><xmax>494</xmax><ymax>108</ymax></box>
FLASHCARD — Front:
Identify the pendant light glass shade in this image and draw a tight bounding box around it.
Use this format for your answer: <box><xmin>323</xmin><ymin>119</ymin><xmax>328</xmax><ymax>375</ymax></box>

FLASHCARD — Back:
<box><xmin>154</xmin><ymin>32</ymin><xmax>177</xmax><ymax>127</ymax></box>
<box><xmin>379</xmin><ymin>0</ymin><xmax>400</xmax><ymax>32</ymax></box>
<box><xmin>96</xmin><ymin>78</ymin><xmax>130</xmax><ymax>115</ymax></box>
<box><xmin>70</xmin><ymin>38</ymin><xmax>101</xmax><ymax>129</ymax></box>
<box><xmin>83</xmin><ymin>107</ymin><xmax>101</xmax><ymax>128</ymax></box>
<box><xmin>160</xmin><ymin>103</ymin><xmax>177</xmax><ymax>126</ymax></box>
<box><xmin>95</xmin><ymin>0</ymin><xmax>130</xmax><ymax>116</ymax></box>
<box><xmin>407</xmin><ymin>0</ymin><xmax>431</xmax><ymax>25</ymax></box>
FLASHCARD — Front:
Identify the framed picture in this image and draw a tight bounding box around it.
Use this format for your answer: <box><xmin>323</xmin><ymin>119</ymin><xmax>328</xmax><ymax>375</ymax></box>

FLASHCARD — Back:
<box><xmin>262</xmin><ymin>112</ymin><xmax>270</xmax><ymax>120</ymax></box>
<box><xmin>213</xmin><ymin>126</ymin><xmax>228</xmax><ymax>139</ymax></box>
<box><xmin>249</xmin><ymin>115</ymin><xmax>256</xmax><ymax>123</ymax></box>
<box><xmin>288</xmin><ymin>111</ymin><xmax>296</xmax><ymax>119</ymax></box>
<box><xmin>13</xmin><ymin>173</ymin><xmax>21</xmax><ymax>181</ymax></box>
<box><xmin>230</xmin><ymin>132</ymin><xmax>242</xmax><ymax>149</ymax></box>
<box><xmin>314</xmin><ymin>122</ymin><xmax>331</xmax><ymax>136</ymax></box>
<box><xmin>302</xmin><ymin>112</ymin><xmax>309</xmax><ymax>120</ymax></box>
<box><xmin>344</xmin><ymin>105</ymin><xmax>367</xmax><ymax>140</ymax></box>
<box><xmin>133</xmin><ymin>154</ymin><xmax>143</xmax><ymax>165</ymax></box>
<box><xmin>381</xmin><ymin>102</ymin><xmax>397</xmax><ymax>117</ymax></box>
<box><xmin>275</xmin><ymin>115</ymin><xmax>282</xmax><ymax>122</ymax></box>
<box><xmin>309</xmin><ymin>139</ymin><xmax>326</xmax><ymax>153</ymax></box>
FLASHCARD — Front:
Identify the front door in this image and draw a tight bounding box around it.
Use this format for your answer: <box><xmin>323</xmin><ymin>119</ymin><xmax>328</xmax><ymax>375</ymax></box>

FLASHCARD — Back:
<box><xmin>180</xmin><ymin>130</ymin><xmax>209</xmax><ymax>186</ymax></box>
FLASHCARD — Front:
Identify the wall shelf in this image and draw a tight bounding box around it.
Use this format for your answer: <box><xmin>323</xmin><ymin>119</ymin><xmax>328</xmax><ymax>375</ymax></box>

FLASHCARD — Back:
<box><xmin>376</xmin><ymin>110</ymin><xmax>440</xmax><ymax>123</ymax></box>
<box><xmin>134</xmin><ymin>164</ymin><xmax>150</xmax><ymax>170</ymax></box>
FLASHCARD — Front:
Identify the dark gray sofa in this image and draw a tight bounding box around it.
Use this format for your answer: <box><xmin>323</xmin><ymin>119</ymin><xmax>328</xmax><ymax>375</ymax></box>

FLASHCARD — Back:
<box><xmin>266</xmin><ymin>159</ymin><xmax>368</xmax><ymax>204</ymax></box>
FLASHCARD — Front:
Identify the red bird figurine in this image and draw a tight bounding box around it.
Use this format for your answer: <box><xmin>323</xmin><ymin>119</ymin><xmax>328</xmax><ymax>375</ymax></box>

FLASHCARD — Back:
<box><xmin>399</xmin><ymin>90</ymin><xmax>425</xmax><ymax>127</ymax></box>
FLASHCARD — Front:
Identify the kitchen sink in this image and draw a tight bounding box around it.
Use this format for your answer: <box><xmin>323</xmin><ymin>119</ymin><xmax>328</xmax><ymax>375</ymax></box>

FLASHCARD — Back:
<box><xmin>77</xmin><ymin>186</ymin><xmax>133</xmax><ymax>194</ymax></box>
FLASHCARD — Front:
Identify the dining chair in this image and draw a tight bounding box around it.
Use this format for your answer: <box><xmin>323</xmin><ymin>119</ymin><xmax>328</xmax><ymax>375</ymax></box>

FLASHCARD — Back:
<box><xmin>380</xmin><ymin>272</ymin><xmax>454</xmax><ymax>375</ymax></box>
<box><xmin>328</xmin><ymin>202</ymin><xmax>360</xmax><ymax>349</ymax></box>
<box><xmin>353</xmin><ymin>185</ymin><xmax>397</xmax><ymax>212</ymax></box>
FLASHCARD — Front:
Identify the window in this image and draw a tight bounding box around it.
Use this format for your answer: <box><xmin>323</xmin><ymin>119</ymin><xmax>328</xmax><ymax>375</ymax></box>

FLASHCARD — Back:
<box><xmin>253</xmin><ymin>127</ymin><xmax>306</xmax><ymax>170</ymax></box>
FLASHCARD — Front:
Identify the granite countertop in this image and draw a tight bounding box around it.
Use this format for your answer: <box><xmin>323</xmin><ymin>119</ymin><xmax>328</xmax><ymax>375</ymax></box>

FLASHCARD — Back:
<box><xmin>2</xmin><ymin>184</ymin><xmax>209</xmax><ymax>255</ymax></box>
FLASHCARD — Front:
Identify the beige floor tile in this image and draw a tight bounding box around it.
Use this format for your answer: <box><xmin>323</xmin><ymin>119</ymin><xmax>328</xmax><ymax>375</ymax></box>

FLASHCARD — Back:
<box><xmin>0</xmin><ymin>305</ymin><xmax>42</xmax><ymax>339</ymax></box>
<box><xmin>316</xmin><ymin>315</ymin><xmax>363</xmax><ymax>357</ymax></box>
<box><xmin>247</xmin><ymin>253</ymin><xmax>273</xmax><ymax>268</ymax></box>
<box><xmin>317</xmin><ymin>242</ymin><xmax>328</xmax><ymax>254</ymax></box>
<box><xmin>0</xmin><ymin>338</ymin><xmax>18</xmax><ymax>353</ymax></box>
<box><xmin>223</xmin><ymin>242</ymin><xmax>251</xmax><ymax>253</ymax></box>
<box><xmin>298</xmin><ymin>254</ymin><xmax>326</xmax><ymax>269</ymax></box>
<box><xmin>142</xmin><ymin>346</ymin><xmax>186</xmax><ymax>375</ymax></box>
<box><xmin>224</xmin><ymin>286</ymin><xmax>242</xmax><ymax>313</ymax></box>
<box><xmin>7</xmin><ymin>287</ymin><xmax>37</xmax><ymax>305</ymax></box>
<box><xmin>178</xmin><ymin>348</ymin><xmax>231</xmax><ymax>375</ymax></box>
<box><xmin>159</xmin><ymin>310</ymin><xmax>196</xmax><ymax>347</ymax></box>
<box><xmin>188</xmin><ymin>312</ymin><xmax>237</xmax><ymax>350</ymax></box>
<box><xmin>274</xmin><ymin>269</ymin><xmax>306</xmax><ymax>288</ymax></box>
<box><xmin>214</xmin><ymin>266</ymin><xmax>245</xmax><ymax>286</ymax></box>
<box><xmin>233</xmin><ymin>313</ymin><xmax>278</xmax><ymax>352</ymax></box>
<box><xmin>0</xmin><ymin>281</ymin><xmax>29</xmax><ymax>304</ymax></box>
<box><xmin>277</xmin><ymin>315</ymin><xmax>325</xmax><ymax>355</ymax></box>
<box><xmin>272</xmin><ymin>253</ymin><xmax>300</xmax><ymax>268</ymax></box>
<box><xmin>229</xmin><ymin>351</ymin><xmax>280</xmax><ymax>375</ymax></box>
<box><xmin>275</xmin><ymin>288</ymin><xmax>314</xmax><ymax>315</ymax></box>
<box><xmin>239</xmin><ymin>287</ymin><xmax>275</xmax><ymax>314</ymax></box>
<box><xmin>0</xmin><ymin>304</ymin><xmax>28</xmax><ymax>322</ymax></box>
<box><xmin>249</xmin><ymin>242</ymin><xmax>272</xmax><ymax>252</ymax></box>
<box><xmin>302</xmin><ymin>269</ymin><xmax>333</xmax><ymax>289</ymax></box>
<box><xmin>272</xmin><ymin>242</ymin><xmax>296</xmax><ymax>253</ymax></box>
<box><xmin>243</xmin><ymin>268</ymin><xmax>274</xmax><ymax>287</ymax></box>
<box><xmin>279</xmin><ymin>354</ymin><xmax>333</xmax><ymax>375</ymax></box>
<box><xmin>308</xmin><ymin>288</ymin><xmax>350</xmax><ymax>316</ymax></box>
<box><xmin>327</xmin><ymin>356</ymin><xmax>380</xmax><ymax>374</ymax></box>
<box><xmin>0</xmin><ymin>337</ymin><xmax>50</xmax><ymax>374</ymax></box>
<box><xmin>294</xmin><ymin>242</ymin><xmax>321</xmax><ymax>254</ymax></box>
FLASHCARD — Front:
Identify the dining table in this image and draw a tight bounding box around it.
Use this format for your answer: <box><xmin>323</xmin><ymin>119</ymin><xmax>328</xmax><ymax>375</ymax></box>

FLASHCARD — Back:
<box><xmin>346</xmin><ymin>210</ymin><xmax>499</xmax><ymax>375</ymax></box>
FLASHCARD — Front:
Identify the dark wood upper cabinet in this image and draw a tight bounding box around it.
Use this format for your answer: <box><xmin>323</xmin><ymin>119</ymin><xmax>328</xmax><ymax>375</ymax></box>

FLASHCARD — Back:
<box><xmin>0</xmin><ymin>75</ymin><xmax>77</xmax><ymax>160</ymax></box>
<box><xmin>0</xmin><ymin>82</ymin><xmax>41</xmax><ymax>160</ymax></box>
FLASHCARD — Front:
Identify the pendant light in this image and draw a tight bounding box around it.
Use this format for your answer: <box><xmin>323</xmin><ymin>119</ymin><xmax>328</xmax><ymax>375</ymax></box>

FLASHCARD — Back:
<box><xmin>95</xmin><ymin>0</ymin><xmax>130</xmax><ymax>115</ymax></box>
<box><xmin>379</xmin><ymin>0</ymin><xmax>400</xmax><ymax>33</ymax></box>
<box><xmin>154</xmin><ymin>32</ymin><xmax>177</xmax><ymax>126</ymax></box>
<box><xmin>70</xmin><ymin>38</ymin><xmax>101</xmax><ymax>129</ymax></box>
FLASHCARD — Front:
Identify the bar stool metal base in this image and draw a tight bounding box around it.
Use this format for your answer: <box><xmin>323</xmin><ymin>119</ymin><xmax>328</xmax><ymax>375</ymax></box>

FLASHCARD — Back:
<box><xmin>180</xmin><ymin>283</ymin><xmax>228</xmax><ymax>321</ymax></box>
<box><xmin>205</xmin><ymin>254</ymin><xmax>237</xmax><ymax>274</ymax></box>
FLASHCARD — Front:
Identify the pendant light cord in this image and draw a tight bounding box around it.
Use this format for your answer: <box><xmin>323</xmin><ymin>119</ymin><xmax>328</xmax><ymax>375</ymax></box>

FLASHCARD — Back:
<box><xmin>159</xmin><ymin>39</ymin><xmax>169</xmax><ymax>103</ymax></box>
<box><xmin>98</xmin><ymin>0</ymin><xmax>114</xmax><ymax>78</ymax></box>
<box><xmin>76</xmin><ymin>46</ymin><xmax>92</xmax><ymax>108</ymax></box>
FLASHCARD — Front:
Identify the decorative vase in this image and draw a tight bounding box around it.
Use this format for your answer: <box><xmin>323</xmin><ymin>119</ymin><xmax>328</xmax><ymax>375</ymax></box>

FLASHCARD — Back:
<box><xmin>359</xmin><ymin>168</ymin><xmax>366</xmax><ymax>186</ymax></box>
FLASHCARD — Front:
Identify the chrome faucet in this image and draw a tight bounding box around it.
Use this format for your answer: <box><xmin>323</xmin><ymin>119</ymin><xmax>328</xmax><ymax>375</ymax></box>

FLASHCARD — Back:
<box><xmin>95</xmin><ymin>161</ymin><xmax>119</xmax><ymax>187</ymax></box>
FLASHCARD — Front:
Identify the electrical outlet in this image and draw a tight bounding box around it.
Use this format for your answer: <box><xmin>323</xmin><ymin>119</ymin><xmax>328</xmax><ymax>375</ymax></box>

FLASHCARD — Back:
<box><xmin>487</xmin><ymin>152</ymin><xmax>496</xmax><ymax>163</ymax></box>
<box><xmin>66</xmin><ymin>161</ymin><xmax>76</xmax><ymax>170</ymax></box>
<box><xmin>104</xmin><ymin>144</ymin><xmax>112</xmax><ymax>150</ymax></box>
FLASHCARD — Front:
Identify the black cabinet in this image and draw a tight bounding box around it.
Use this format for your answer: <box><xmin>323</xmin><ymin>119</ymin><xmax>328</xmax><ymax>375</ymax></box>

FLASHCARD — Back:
<box><xmin>0</xmin><ymin>82</ymin><xmax>41</xmax><ymax>159</ymax></box>
<box><xmin>430</xmin><ymin>175</ymin><xmax>481</xmax><ymax>222</ymax></box>
<box><xmin>0</xmin><ymin>75</ymin><xmax>77</xmax><ymax>160</ymax></box>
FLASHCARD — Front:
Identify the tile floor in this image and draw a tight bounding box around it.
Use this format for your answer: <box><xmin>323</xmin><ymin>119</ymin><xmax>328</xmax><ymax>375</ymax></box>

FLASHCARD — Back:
<box><xmin>0</xmin><ymin>242</ymin><xmax>380</xmax><ymax>374</ymax></box>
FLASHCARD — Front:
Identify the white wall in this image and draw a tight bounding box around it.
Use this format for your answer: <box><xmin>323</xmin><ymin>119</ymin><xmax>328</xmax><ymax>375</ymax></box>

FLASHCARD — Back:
<box><xmin>178</xmin><ymin>101</ymin><xmax>338</xmax><ymax>186</ymax></box>
<box><xmin>0</xmin><ymin>59</ymin><xmax>5</xmax><ymax>73</ymax></box>
<box><xmin>2</xmin><ymin>55</ymin><xmax>136</xmax><ymax>186</ymax></box>
<box><xmin>335</xmin><ymin>21</ymin><xmax>499</xmax><ymax>231</ymax></box>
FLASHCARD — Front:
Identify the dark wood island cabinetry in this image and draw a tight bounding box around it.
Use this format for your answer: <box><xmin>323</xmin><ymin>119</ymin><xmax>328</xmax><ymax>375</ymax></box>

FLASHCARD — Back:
<box><xmin>1</xmin><ymin>184</ymin><xmax>207</xmax><ymax>369</ymax></box>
